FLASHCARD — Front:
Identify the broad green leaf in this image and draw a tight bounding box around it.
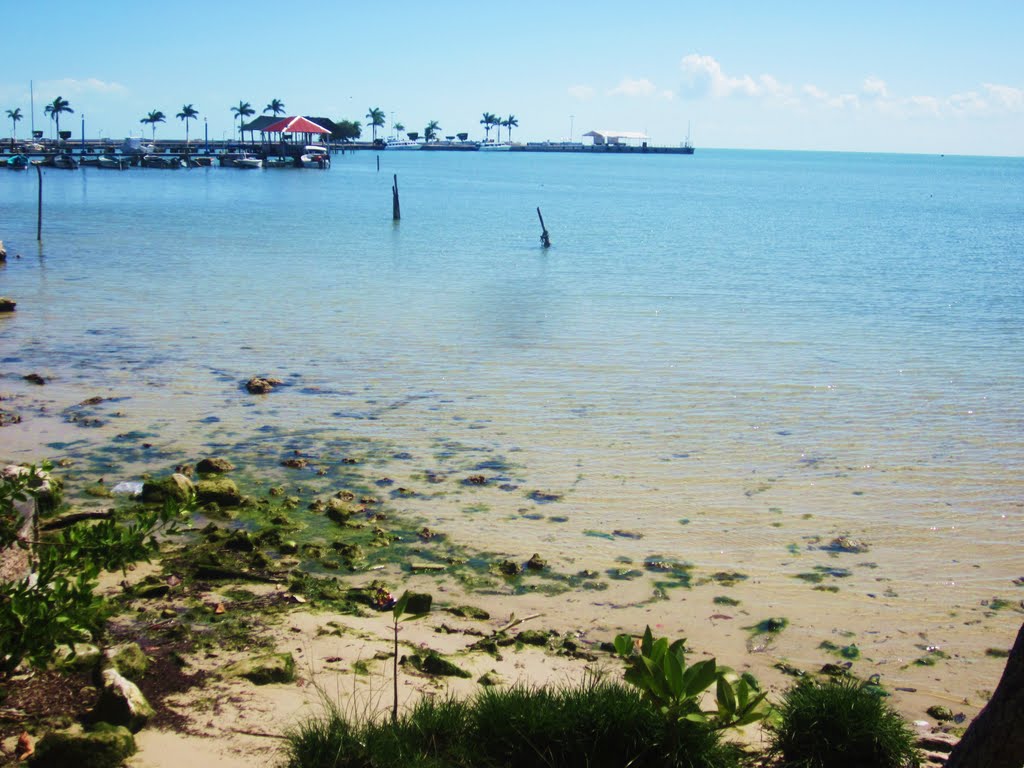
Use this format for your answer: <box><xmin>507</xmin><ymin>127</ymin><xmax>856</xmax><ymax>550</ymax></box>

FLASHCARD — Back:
<box><xmin>613</xmin><ymin>633</ymin><xmax>635</xmax><ymax>657</ymax></box>
<box><xmin>716</xmin><ymin>676</ymin><xmax>737</xmax><ymax>715</ymax></box>
<box><xmin>392</xmin><ymin>591</ymin><xmax>411</xmax><ymax>620</ymax></box>
<box><xmin>683</xmin><ymin>658</ymin><xmax>718</xmax><ymax>698</ymax></box>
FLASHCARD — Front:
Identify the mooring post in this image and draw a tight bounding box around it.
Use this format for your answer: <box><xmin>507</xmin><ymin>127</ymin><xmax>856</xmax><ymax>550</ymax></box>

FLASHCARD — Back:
<box><xmin>537</xmin><ymin>207</ymin><xmax>550</xmax><ymax>247</ymax></box>
<box><xmin>35</xmin><ymin>164</ymin><xmax>43</xmax><ymax>241</ymax></box>
<box><xmin>392</xmin><ymin>174</ymin><xmax>401</xmax><ymax>221</ymax></box>
<box><xmin>377</xmin><ymin>155</ymin><xmax>380</xmax><ymax>172</ymax></box>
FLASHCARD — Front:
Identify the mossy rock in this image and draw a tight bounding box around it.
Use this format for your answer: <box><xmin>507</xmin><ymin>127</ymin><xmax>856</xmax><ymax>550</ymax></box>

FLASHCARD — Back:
<box><xmin>325</xmin><ymin>498</ymin><xmax>361</xmax><ymax>523</ymax></box>
<box><xmin>32</xmin><ymin>723</ymin><xmax>135</xmax><ymax>768</ymax></box>
<box><xmin>196</xmin><ymin>457</ymin><xmax>236</xmax><ymax>474</ymax></box>
<box><xmin>404</xmin><ymin>592</ymin><xmax>433</xmax><ymax>614</ymax></box>
<box><xmin>410</xmin><ymin>652</ymin><xmax>471</xmax><ymax>678</ymax></box>
<box><xmin>516</xmin><ymin>629</ymin><xmax>551</xmax><ymax>646</ymax></box>
<box><xmin>446</xmin><ymin>605</ymin><xmax>491</xmax><ymax>620</ymax></box>
<box><xmin>104</xmin><ymin>642</ymin><xmax>150</xmax><ymax>681</ymax></box>
<box><xmin>141</xmin><ymin>473</ymin><xmax>194</xmax><ymax>504</ymax></box>
<box><xmin>223</xmin><ymin>652</ymin><xmax>296</xmax><ymax>685</ymax></box>
<box><xmin>478</xmin><ymin>670</ymin><xmax>505</xmax><ymax>686</ymax></box>
<box><xmin>927</xmin><ymin>705</ymin><xmax>954</xmax><ymax>721</ymax></box>
<box><xmin>196</xmin><ymin>476</ymin><xmax>242</xmax><ymax>507</ymax></box>
<box><xmin>54</xmin><ymin>643</ymin><xmax>102</xmax><ymax>671</ymax></box>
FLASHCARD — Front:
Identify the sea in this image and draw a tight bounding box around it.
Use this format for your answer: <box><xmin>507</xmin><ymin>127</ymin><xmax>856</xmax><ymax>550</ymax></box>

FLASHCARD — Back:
<box><xmin>1</xmin><ymin>149</ymin><xmax>1022</xmax><ymax>698</ymax></box>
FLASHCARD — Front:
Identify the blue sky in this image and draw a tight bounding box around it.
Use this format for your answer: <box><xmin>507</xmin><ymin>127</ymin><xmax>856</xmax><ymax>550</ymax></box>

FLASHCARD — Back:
<box><xmin>2</xmin><ymin>0</ymin><xmax>1022</xmax><ymax>155</ymax></box>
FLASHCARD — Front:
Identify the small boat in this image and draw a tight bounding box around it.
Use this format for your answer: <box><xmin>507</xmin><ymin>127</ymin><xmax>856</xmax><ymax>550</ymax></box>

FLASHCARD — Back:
<box><xmin>6</xmin><ymin>154</ymin><xmax>29</xmax><ymax>170</ymax></box>
<box><xmin>52</xmin><ymin>153</ymin><xmax>79</xmax><ymax>169</ymax></box>
<box><xmin>233</xmin><ymin>152</ymin><xmax>263</xmax><ymax>169</ymax></box>
<box><xmin>142</xmin><ymin>154</ymin><xmax>182</xmax><ymax>169</ymax></box>
<box><xmin>478</xmin><ymin>141</ymin><xmax>511</xmax><ymax>151</ymax></box>
<box><xmin>300</xmin><ymin>145</ymin><xmax>330</xmax><ymax>168</ymax></box>
<box><xmin>97</xmin><ymin>155</ymin><xmax>129</xmax><ymax>170</ymax></box>
<box><xmin>384</xmin><ymin>138</ymin><xmax>421</xmax><ymax>150</ymax></box>
<box><xmin>265</xmin><ymin>157</ymin><xmax>293</xmax><ymax>168</ymax></box>
<box><xmin>187</xmin><ymin>156</ymin><xmax>215</xmax><ymax>167</ymax></box>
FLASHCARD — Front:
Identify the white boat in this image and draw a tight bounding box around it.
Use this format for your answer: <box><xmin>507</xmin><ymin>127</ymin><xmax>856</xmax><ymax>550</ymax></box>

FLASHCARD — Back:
<box><xmin>300</xmin><ymin>145</ymin><xmax>330</xmax><ymax>168</ymax></box>
<box><xmin>478</xmin><ymin>141</ymin><xmax>511</xmax><ymax>151</ymax></box>
<box><xmin>233</xmin><ymin>152</ymin><xmax>263</xmax><ymax>169</ymax></box>
<box><xmin>384</xmin><ymin>138</ymin><xmax>421</xmax><ymax>150</ymax></box>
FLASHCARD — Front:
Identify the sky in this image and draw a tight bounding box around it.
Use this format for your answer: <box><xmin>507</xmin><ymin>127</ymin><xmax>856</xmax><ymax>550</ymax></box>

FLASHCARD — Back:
<box><xmin>2</xmin><ymin>0</ymin><xmax>1022</xmax><ymax>156</ymax></box>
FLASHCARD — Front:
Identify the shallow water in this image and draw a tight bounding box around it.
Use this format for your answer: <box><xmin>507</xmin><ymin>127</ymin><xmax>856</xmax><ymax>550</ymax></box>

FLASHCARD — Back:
<box><xmin>2</xmin><ymin>149</ymin><xmax>1023</xmax><ymax>703</ymax></box>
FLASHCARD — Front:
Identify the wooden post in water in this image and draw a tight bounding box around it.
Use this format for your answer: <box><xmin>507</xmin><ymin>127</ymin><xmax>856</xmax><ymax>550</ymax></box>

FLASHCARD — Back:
<box><xmin>35</xmin><ymin>164</ymin><xmax>42</xmax><ymax>241</ymax></box>
<box><xmin>537</xmin><ymin>207</ymin><xmax>550</xmax><ymax>248</ymax></box>
<box><xmin>392</xmin><ymin>174</ymin><xmax>401</xmax><ymax>221</ymax></box>
<box><xmin>376</xmin><ymin>155</ymin><xmax>380</xmax><ymax>172</ymax></box>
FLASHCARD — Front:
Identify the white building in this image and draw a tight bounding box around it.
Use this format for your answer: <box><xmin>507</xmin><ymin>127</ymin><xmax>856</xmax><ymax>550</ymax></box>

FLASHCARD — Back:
<box><xmin>581</xmin><ymin>130</ymin><xmax>651</xmax><ymax>146</ymax></box>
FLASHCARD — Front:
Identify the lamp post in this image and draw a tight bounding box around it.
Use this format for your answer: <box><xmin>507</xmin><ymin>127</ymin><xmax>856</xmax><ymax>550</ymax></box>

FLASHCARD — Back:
<box><xmin>81</xmin><ymin>114</ymin><xmax>85</xmax><ymax>154</ymax></box>
<box><xmin>570</xmin><ymin>115</ymin><xmax>574</xmax><ymax>142</ymax></box>
<box><xmin>204</xmin><ymin>117</ymin><xmax>208</xmax><ymax>153</ymax></box>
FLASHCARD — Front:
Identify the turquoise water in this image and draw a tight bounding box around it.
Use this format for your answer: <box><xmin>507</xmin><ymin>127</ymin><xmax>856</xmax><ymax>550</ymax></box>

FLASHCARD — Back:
<box><xmin>1</xmin><ymin>149</ymin><xmax>1022</xmax><ymax>598</ymax></box>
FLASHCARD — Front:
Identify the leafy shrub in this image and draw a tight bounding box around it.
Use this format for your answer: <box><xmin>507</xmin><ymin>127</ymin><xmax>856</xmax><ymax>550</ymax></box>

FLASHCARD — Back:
<box><xmin>768</xmin><ymin>676</ymin><xmax>921</xmax><ymax>768</ymax></box>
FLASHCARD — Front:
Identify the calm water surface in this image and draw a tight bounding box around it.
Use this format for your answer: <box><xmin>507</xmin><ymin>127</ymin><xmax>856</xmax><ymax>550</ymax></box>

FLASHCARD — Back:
<box><xmin>1</xmin><ymin>149</ymin><xmax>1022</xmax><ymax>612</ymax></box>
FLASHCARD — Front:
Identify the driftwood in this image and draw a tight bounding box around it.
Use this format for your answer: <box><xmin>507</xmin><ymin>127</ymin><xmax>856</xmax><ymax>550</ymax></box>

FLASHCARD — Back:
<box><xmin>40</xmin><ymin>510</ymin><xmax>115</xmax><ymax>531</ymax></box>
<box><xmin>946</xmin><ymin>620</ymin><xmax>1024</xmax><ymax>768</ymax></box>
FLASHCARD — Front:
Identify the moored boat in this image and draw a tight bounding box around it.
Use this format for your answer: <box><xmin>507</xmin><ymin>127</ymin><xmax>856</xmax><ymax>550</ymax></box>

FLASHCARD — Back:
<box><xmin>478</xmin><ymin>141</ymin><xmax>511</xmax><ymax>151</ymax></box>
<box><xmin>142</xmin><ymin>154</ymin><xmax>182</xmax><ymax>169</ymax></box>
<box><xmin>384</xmin><ymin>138</ymin><xmax>421</xmax><ymax>150</ymax></box>
<box><xmin>6</xmin><ymin>154</ymin><xmax>29</xmax><ymax>170</ymax></box>
<box><xmin>233</xmin><ymin>152</ymin><xmax>263</xmax><ymax>169</ymax></box>
<box><xmin>97</xmin><ymin>155</ymin><xmax>129</xmax><ymax>170</ymax></box>
<box><xmin>52</xmin><ymin>153</ymin><xmax>79</xmax><ymax>169</ymax></box>
<box><xmin>299</xmin><ymin>145</ymin><xmax>330</xmax><ymax>168</ymax></box>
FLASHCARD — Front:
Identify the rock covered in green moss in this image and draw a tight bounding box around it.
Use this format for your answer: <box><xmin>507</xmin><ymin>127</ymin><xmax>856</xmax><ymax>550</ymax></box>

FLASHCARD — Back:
<box><xmin>409</xmin><ymin>652</ymin><xmax>471</xmax><ymax>678</ymax></box>
<box><xmin>196</xmin><ymin>476</ymin><xmax>242</xmax><ymax>507</ymax></box>
<box><xmin>223</xmin><ymin>652</ymin><xmax>296</xmax><ymax>685</ymax></box>
<box><xmin>90</xmin><ymin>668</ymin><xmax>155</xmax><ymax>733</ymax></box>
<box><xmin>32</xmin><ymin>724</ymin><xmax>135</xmax><ymax>768</ymax></box>
<box><xmin>103</xmin><ymin>642</ymin><xmax>150</xmax><ymax>681</ymax></box>
<box><xmin>196</xmin><ymin>457</ymin><xmax>236</xmax><ymax>474</ymax></box>
<box><xmin>141</xmin><ymin>473</ymin><xmax>194</xmax><ymax>504</ymax></box>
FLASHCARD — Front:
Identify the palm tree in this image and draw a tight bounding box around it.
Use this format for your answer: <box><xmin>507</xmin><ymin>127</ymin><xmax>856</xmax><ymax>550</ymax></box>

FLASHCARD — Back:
<box><xmin>424</xmin><ymin>120</ymin><xmax>441</xmax><ymax>143</ymax></box>
<box><xmin>176</xmin><ymin>104</ymin><xmax>199</xmax><ymax>146</ymax></box>
<box><xmin>366</xmin><ymin>107</ymin><xmax>385</xmax><ymax>142</ymax></box>
<box><xmin>231</xmin><ymin>101</ymin><xmax>255</xmax><ymax>141</ymax></box>
<box><xmin>264</xmin><ymin>98</ymin><xmax>286</xmax><ymax>117</ymax></box>
<box><xmin>43</xmin><ymin>96</ymin><xmax>74</xmax><ymax>140</ymax></box>
<box><xmin>393</xmin><ymin>121</ymin><xmax>404</xmax><ymax>139</ymax></box>
<box><xmin>480</xmin><ymin>112</ymin><xmax>498</xmax><ymax>141</ymax></box>
<box><xmin>503</xmin><ymin>114</ymin><xmax>518</xmax><ymax>143</ymax></box>
<box><xmin>140</xmin><ymin>110</ymin><xmax>166</xmax><ymax>141</ymax></box>
<box><xmin>5</xmin><ymin>108</ymin><xmax>22</xmax><ymax>145</ymax></box>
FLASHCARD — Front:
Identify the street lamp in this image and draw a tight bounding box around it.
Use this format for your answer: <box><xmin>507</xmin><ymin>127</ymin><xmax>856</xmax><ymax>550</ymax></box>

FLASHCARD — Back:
<box><xmin>204</xmin><ymin>117</ymin><xmax>208</xmax><ymax>153</ymax></box>
<box><xmin>570</xmin><ymin>115</ymin><xmax>574</xmax><ymax>142</ymax></box>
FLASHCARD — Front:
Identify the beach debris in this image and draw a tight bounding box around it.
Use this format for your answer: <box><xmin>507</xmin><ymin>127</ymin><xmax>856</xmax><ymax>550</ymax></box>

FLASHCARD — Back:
<box><xmin>478</xmin><ymin>669</ymin><xmax>505</xmax><ymax>686</ymax></box>
<box><xmin>0</xmin><ymin>408</ymin><xmax>21</xmax><ymax>426</ymax></box>
<box><xmin>0</xmin><ymin>297</ymin><xmax>16</xmax><ymax>313</ymax></box>
<box><xmin>0</xmin><ymin>241</ymin><xmax>6</xmax><ymax>261</ymax></box>
<box><xmin>196</xmin><ymin>456</ymin><xmax>236</xmax><ymax>474</ymax></box>
<box><xmin>410</xmin><ymin>561</ymin><xmax>445</xmax><ymax>573</ymax></box>
<box><xmin>463</xmin><ymin>474</ymin><xmax>488</xmax><ymax>486</ymax></box>
<box><xmin>14</xmin><ymin>731</ymin><xmax>33</xmax><ymax>761</ymax></box>
<box><xmin>245</xmin><ymin>376</ymin><xmax>282</xmax><ymax>394</ymax></box>
<box><xmin>111</xmin><ymin>481</ymin><xmax>143</xmax><ymax>496</ymax></box>
<box><xmin>527</xmin><ymin>490</ymin><xmax>563</xmax><ymax>503</ymax></box>
<box><xmin>22</xmin><ymin>373</ymin><xmax>45</xmax><ymax>385</ymax></box>
<box><xmin>537</xmin><ymin>207</ymin><xmax>551</xmax><ymax>247</ymax></box>
<box><xmin>613</xmin><ymin>529</ymin><xmax>643</xmax><ymax>539</ymax></box>
<box><xmin>497</xmin><ymin>559</ymin><xmax>522</xmax><ymax>576</ymax></box>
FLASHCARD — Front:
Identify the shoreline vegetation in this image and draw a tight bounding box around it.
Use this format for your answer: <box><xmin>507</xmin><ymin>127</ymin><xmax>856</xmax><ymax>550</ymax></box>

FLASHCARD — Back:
<box><xmin>1</xmin><ymin>448</ymin><xmax>1018</xmax><ymax>767</ymax></box>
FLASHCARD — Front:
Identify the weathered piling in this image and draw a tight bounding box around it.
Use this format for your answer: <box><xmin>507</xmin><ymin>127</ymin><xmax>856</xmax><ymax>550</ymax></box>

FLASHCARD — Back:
<box><xmin>392</xmin><ymin>174</ymin><xmax>401</xmax><ymax>221</ymax></box>
<box><xmin>35</xmin><ymin>164</ymin><xmax>43</xmax><ymax>241</ymax></box>
<box><xmin>537</xmin><ymin>207</ymin><xmax>550</xmax><ymax>247</ymax></box>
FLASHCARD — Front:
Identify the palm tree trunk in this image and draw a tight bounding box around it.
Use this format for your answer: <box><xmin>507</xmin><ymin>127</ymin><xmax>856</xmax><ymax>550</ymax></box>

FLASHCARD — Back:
<box><xmin>946</xmin><ymin>621</ymin><xmax>1024</xmax><ymax>768</ymax></box>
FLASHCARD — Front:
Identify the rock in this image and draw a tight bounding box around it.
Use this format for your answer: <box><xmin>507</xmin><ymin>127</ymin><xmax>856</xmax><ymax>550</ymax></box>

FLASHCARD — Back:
<box><xmin>23</xmin><ymin>372</ymin><xmax>45</xmax><ymax>385</ymax></box>
<box><xmin>926</xmin><ymin>705</ymin><xmax>955</xmax><ymax>722</ymax></box>
<box><xmin>196</xmin><ymin>457</ymin><xmax>236</xmax><ymax>474</ymax></box>
<box><xmin>445</xmin><ymin>605</ymin><xmax>491</xmax><ymax>620</ymax></box>
<box><xmin>825</xmin><ymin>536</ymin><xmax>871</xmax><ymax>554</ymax></box>
<box><xmin>245</xmin><ymin>376</ymin><xmax>282</xmax><ymax>394</ymax></box>
<box><xmin>410</xmin><ymin>652</ymin><xmax>471</xmax><ymax>678</ymax></box>
<box><xmin>282</xmin><ymin>457</ymin><xmax>309</xmax><ymax>469</ymax></box>
<box><xmin>404</xmin><ymin>592</ymin><xmax>433</xmax><ymax>614</ymax></box>
<box><xmin>54</xmin><ymin>643</ymin><xmax>102</xmax><ymax>671</ymax></box>
<box><xmin>516</xmin><ymin>629</ymin><xmax>551</xmax><ymax>646</ymax></box>
<box><xmin>478</xmin><ymin>670</ymin><xmax>505</xmax><ymax>686</ymax></box>
<box><xmin>103</xmin><ymin>643</ymin><xmax>150</xmax><ymax>682</ymax></box>
<box><xmin>917</xmin><ymin>731</ymin><xmax>959</xmax><ymax>753</ymax></box>
<box><xmin>0</xmin><ymin>240</ymin><xmax>6</xmax><ymax>261</ymax></box>
<box><xmin>32</xmin><ymin>724</ymin><xmax>135</xmax><ymax>768</ymax></box>
<box><xmin>196</xmin><ymin>476</ymin><xmax>242</xmax><ymax>507</ymax></box>
<box><xmin>497</xmin><ymin>559</ymin><xmax>522</xmax><ymax>576</ymax></box>
<box><xmin>223</xmin><ymin>652</ymin><xmax>296</xmax><ymax>685</ymax></box>
<box><xmin>0</xmin><ymin>408</ymin><xmax>21</xmax><ymax>426</ymax></box>
<box><xmin>325</xmin><ymin>497</ymin><xmax>359</xmax><ymax>523</ymax></box>
<box><xmin>141</xmin><ymin>473</ymin><xmax>195</xmax><ymax>504</ymax></box>
<box><xmin>0</xmin><ymin>297</ymin><xmax>15</xmax><ymax>313</ymax></box>
<box><xmin>525</xmin><ymin>553</ymin><xmax>547</xmax><ymax>571</ymax></box>
<box><xmin>279</xmin><ymin>540</ymin><xmax>299</xmax><ymax>555</ymax></box>
<box><xmin>90</xmin><ymin>668</ymin><xmax>155</xmax><ymax>733</ymax></box>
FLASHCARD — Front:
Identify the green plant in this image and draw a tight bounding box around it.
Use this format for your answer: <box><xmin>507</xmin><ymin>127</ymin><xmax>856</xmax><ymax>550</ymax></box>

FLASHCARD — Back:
<box><xmin>613</xmin><ymin>626</ymin><xmax>772</xmax><ymax>731</ymax></box>
<box><xmin>769</xmin><ymin>676</ymin><xmax>922</xmax><ymax>768</ymax></box>
<box><xmin>390</xmin><ymin>591</ymin><xmax>431</xmax><ymax>722</ymax></box>
<box><xmin>0</xmin><ymin>465</ymin><xmax>191</xmax><ymax>676</ymax></box>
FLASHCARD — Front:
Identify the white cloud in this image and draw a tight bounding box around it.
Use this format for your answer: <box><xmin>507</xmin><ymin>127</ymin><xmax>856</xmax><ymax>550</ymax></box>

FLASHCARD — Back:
<box><xmin>907</xmin><ymin>95</ymin><xmax>941</xmax><ymax>116</ymax></box>
<box><xmin>680</xmin><ymin>54</ymin><xmax>761</xmax><ymax>98</ymax></box>
<box><xmin>608</xmin><ymin>77</ymin><xmax>657</xmax><ymax>97</ymax></box>
<box><xmin>802</xmin><ymin>84</ymin><xmax>828</xmax><ymax>101</ymax></box>
<box><xmin>862</xmin><ymin>77</ymin><xmax>888</xmax><ymax>99</ymax></box>
<box><xmin>982</xmin><ymin>83</ymin><xmax>1023</xmax><ymax>111</ymax></box>
<box><xmin>568</xmin><ymin>84</ymin><xmax>596</xmax><ymax>101</ymax></box>
<box><xmin>948</xmin><ymin>90</ymin><xmax>988</xmax><ymax>114</ymax></box>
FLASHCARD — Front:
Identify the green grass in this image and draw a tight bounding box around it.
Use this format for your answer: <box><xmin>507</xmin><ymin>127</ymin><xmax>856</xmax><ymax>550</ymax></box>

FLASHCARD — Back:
<box><xmin>283</xmin><ymin>677</ymin><xmax>742</xmax><ymax>768</ymax></box>
<box><xmin>768</xmin><ymin>676</ymin><xmax>921</xmax><ymax>768</ymax></box>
